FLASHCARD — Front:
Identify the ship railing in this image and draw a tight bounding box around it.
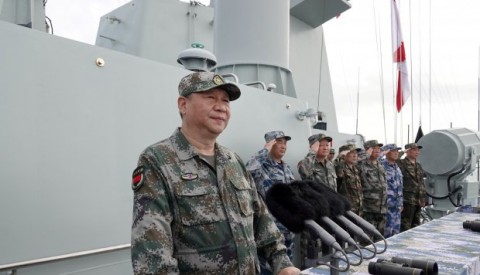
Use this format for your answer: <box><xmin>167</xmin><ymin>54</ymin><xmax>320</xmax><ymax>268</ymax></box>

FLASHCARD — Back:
<box><xmin>220</xmin><ymin>73</ymin><xmax>239</xmax><ymax>83</ymax></box>
<box><xmin>242</xmin><ymin>81</ymin><xmax>267</xmax><ymax>90</ymax></box>
<box><xmin>221</xmin><ymin>73</ymin><xmax>269</xmax><ymax>91</ymax></box>
<box><xmin>0</xmin><ymin>243</ymin><xmax>131</xmax><ymax>274</ymax></box>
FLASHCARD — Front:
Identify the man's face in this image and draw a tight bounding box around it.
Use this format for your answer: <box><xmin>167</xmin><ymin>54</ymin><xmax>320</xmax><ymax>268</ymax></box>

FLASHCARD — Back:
<box><xmin>370</xmin><ymin>145</ymin><xmax>381</xmax><ymax>159</ymax></box>
<box><xmin>271</xmin><ymin>138</ymin><xmax>287</xmax><ymax>160</ymax></box>
<box><xmin>406</xmin><ymin>147</ymin><xmax>420</xmax><ymax>159</ymax></box>
<box><xmin>386</xmin><ymin>150</ymin><xmax>399</xmax><ymax>162</ymax></box>
<box><xmin>316</xmin><ymin>139</ymin><xmax>331</xmax><ymax>159</ymax></box>
<box><xmin>178</xmin><ymin>88</ymin><xmax>231</xmax><ymax>136</ymax></box>
<box><xmin>345</xmin><ymin>150</ymin><xmax>358</xmax><ymax>165</ymax></box>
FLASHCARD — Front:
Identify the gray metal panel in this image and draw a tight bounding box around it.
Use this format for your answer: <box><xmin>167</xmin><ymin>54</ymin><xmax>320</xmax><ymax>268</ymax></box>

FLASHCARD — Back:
<box><xmin>0</xmin><ymin>20</ymin><xmax>181</xmax><ymax>270</ymax></box>
<box><xmin>290</xmin><ymin>0</ymin><xmax>351</xmax><ymax>28</ymax></box>
<box><xmin>96</xmin><ymin>0</ymin><xmax>214</xmax><ymax>67</ymax></box>
<box><xmin>214</xmin><ymin>0</ymin><xmax>289</xmax><ymax>69</ymax></box>
<box><xmin>0</xmin><ymin>0</ymin><xmax>46</xmax><ymax>31</ymax></box>
<box><xmin>5</xmin><ymin>249</ymin><xmax>131</xmax><ymax>275</ymax></box>
<box><xmin>290</xmin><ymin>17</ymin><xmax>338</xmax><ymax>132</ymax></box>
<box><xmin>95</xmin><ymin>0</ymin><xmax>341</xmax><ymax>131</ymax></box>
<box><xmin>213</xmin><ymin>0</ymin><xmax>295</xmax><ymax>97</ymax></box>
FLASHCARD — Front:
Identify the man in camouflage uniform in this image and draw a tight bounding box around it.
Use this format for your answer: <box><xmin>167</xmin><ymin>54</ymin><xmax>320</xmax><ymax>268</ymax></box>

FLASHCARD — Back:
<box><xmin>297</xmin><ymin>134</ymin><xmax>336</xmax><ymax>263</ymax></box>
<box><xmin>381</xmin><ymin>144</ymin><xmax>403</xmax><ymax>238</ymax></box>
<box><xmin>246</xmin><ymin>130</ymin><xmax>296</xmax><ymax>273</ymax></box>
<box><xmin>297</xmin><ymin>134</ymin><xmax>337</xmax><ymax>191</ymax></box>
<box><xmin>131</xmin><ymin>71</ymin><xmax>300</xmax><ymax>275</ymax></box>
<box><xmin>397</xmin><ymin>143</ymin><xmax>426</xmax><ymax>231</ymax></box>
<box><xmin>335</xmin><ymin>144</ymin><xmax>363</xmax><ymax>215</ymax></box>
<box><xmin>357</xmin><ymin>140</ymin><xmax>387</xmax><ymax>240</ymax></box>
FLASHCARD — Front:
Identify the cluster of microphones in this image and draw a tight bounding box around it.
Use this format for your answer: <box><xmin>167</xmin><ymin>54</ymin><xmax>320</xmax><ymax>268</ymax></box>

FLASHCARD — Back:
<box><xmin>264</xmin><ymin>180</ymin><xmax>438</xmax><ymax>274</ymax></box>
<box><xmin>463</xmin><ymin>219</ymin><xmax>480</xmax><ymax>232</ymax></box>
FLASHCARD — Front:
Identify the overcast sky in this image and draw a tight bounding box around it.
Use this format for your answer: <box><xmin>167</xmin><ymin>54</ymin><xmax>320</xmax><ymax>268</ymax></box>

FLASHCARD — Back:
<box><xmin>323</xmin><ymin>0</ymin><xmax>480</xmax><ymax>145</ymax></box>
<box><xmin>45</xmin><ymin>0</ymin><xmax>480</xmax><ymax>145</ymax></box>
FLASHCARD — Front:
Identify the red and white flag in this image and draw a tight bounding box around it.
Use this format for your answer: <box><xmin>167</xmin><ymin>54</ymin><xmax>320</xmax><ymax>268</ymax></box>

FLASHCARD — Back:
<box><xmin>391</xmin><ymin>0</ymin><xmax>410</xmax><ymax>112</ymax></box>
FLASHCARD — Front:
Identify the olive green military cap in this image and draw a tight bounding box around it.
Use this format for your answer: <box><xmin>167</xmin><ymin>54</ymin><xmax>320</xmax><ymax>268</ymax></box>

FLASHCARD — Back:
<box><xmin>339</xmin><ymin>144</ymin><xmax>362</xmax><ymax>153</ymax></box>
<box><xmin>364</xmin><ymin>140</ymin><xmax>383</xmax><ymax>149</ymax></box>
<box><xmin>308</xmin><ymin>133</ymin><xmax>332</xmax><ymax>146</ymax></box>
<box><xmin>178</xmin><ymin>71</ymin><xmax>241</xmax><ymax>101</ymax></box>
<box><xmin>405</xmin><ymin>143</ymin><xmax>423</xmax><ymax>149</ymax></box>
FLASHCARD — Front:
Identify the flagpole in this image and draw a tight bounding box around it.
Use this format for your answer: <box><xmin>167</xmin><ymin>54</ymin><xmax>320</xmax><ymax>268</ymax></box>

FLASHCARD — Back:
<box><xmin>391</xmin><ymin>0</ymin><xmax>410</xmax><ymax>143</ymax></box>
<box><xmin>409</xmin><ymin>0</ymin><xmax>414</xmax><ymax>143</ymax></box>
<box><xmin>356</xmin><ymin>67</ymin><xmax>360</xmax><ymax>135</ymax></box>
<box><xmin>429</xmin><ymin>0</ymin><xmax>432</xmax><ymax>132</ymax></box>
<box><xmin>407</xmin><ymin>124</ymin><xmax>410</xmax><ymax>144</ymax></box>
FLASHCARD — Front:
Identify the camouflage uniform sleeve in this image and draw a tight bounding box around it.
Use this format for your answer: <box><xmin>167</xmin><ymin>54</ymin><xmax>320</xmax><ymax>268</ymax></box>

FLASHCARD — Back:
<box><xmin>240</xmin><ymin>157</ymin><xmax>293</xmax><ymax>274</ymax></box>
<box><xmin>131</xmin><ymin>152</ymin><xmax>178</xmax><ymax>274</ymax></box>
<box><xmin>397</xmin><ymin>166</ymin><xmax>404</xmax><ymax>208</ymax></box>
<box><xmin>335</xmin><ymin>160</ymin><xmax>345</xmax><ymax>178</ymax></box>
<box><xmin>417</xmin><ymin>163</ymin><xmax>427</xmax><ymax>200</ymax></box>
<box><xmin>335</xmin><ymin>160</ymin><xmax>346</xmax><ymax>193</ymax></box>
<box><xmin>246</xmin><ymin>148</ymin><xmax>272</xmax><ymax>199</ymax></box>
<box><xmin>253</xmin><ymin>186</ymin><xmax>293</xmax><ymax>273</ymax></box>
<box><xmin>356</xmin><ymin>161</ymin><xmax>367</xmax><ymax>185</ymax></box>
<box><xmin>297</xmin><ymin>149</ymin><xmax>316</xmax><ymax>180</ymax></box>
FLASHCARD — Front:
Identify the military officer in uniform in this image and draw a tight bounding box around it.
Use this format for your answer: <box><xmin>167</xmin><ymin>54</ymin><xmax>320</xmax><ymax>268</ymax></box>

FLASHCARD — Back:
<box><xmin>246</xmin><ymin>131</ymin><xmax>295</xmax><ymax>199</ymax></box>
<box><xmin>130</xmin><ymin>71</ymin><xmax>300</xmax><ymax>275</ymax></box>
<box><xmin>297</xmin><ymin>134</ymin><xmax>337</xmax><ymax>191</ymax></box>
<box><xmin>397</xmin><ymin>143</ymin><xmax>426</xmax><ymax>231</ymax></box>
<box><xmin>381</xmin><ymin>144</ymin><xmax>403</xmax><ymax>238</ymax></box>
<box><xmin>335</xmin><ymin>144</ymin><xmax>363</xmax><ymax>215</ymax></box>
<box><xmin>357</xmin><ymin>140</ymin><xmax>387</xmax><ymax>240</ymax></box>
<box><xmin>246</xmin><ymin>130</ymin><xmax>296</xmax><ymax>273</ymax></box>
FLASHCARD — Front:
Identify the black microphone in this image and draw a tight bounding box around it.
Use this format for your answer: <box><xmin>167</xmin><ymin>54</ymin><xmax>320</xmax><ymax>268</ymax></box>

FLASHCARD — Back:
<box><xmin>300</xmin><ymin>181</ymin><xmax>373</xmax><ymax>243</ymax></box>
<box><xmin>264</xmin><ymin>183</ymin><xmax>344</xmax><ymax>252</ymax></box>
<box><xmin>305</xmin><ymin>181</ymin><xmax>385</xmax><ymax>242</ymax></box>
<box><xmin>291</xmin><ymin>182</ymin><xmax>360</xmax><ymax>248</ymax></box>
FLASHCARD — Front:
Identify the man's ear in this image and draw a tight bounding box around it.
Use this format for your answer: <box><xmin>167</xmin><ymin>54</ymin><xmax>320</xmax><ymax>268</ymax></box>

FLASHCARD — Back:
<box><xmin>178</xmin><ymin>96</ymin><xmax>187</xmax><ymax>114</ymax></box>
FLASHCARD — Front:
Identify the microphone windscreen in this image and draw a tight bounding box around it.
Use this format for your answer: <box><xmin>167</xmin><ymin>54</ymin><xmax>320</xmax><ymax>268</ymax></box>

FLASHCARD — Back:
<box><xmin>290</xmin><ymin>181</ymin><xmax>330</xmax><ymax>217</ymax></box>
<box><xmin>303</xmin><ymin>180</ymin><xmax>346</xmax><ymax>216</ymax></box>
<box><xmin>265</xmin><ymin>183</ymin><xmax>316</xmax><ymax>233</ymax></box>
<box><xmin>338</xmin><ymin>194</ymin><xmax>352</xmax><ymax>212</ymax></box>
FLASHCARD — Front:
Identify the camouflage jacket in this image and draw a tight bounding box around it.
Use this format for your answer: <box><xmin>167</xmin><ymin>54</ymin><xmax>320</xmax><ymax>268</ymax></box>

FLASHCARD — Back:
<box><xmin>357</xmin><ymin>159</ymin><xmax>387</xmax><ymax>214</ymax></box>
<box><xmin>397</xmin><ymin>158</ymin><xmax>426</xmax><ymax>205</ymax></box>
<box><xmin>335</xmin><ymin>160</ymin><xmax>363</xmax><ymax>215</ymax></box>
<box><xmin>297</xmin><ymin>149</ymin><xmax>337</xmax><ymax>191</ymax></box>
<box><xmin>246</xmin><ymin>148</ymin><xmax>295</xmax><ymax>199</ymax></box>
<box><xmin>131</xmin><ymin>128</ymin><xmax>292</xmax><ymax>275</ymax></box>
<box><xmin>381</xmin><ymin>159</ymin><xmax>403</xmax><ymax>209</ymax></box>
<box><xmin>246</xmin><ymin>148</ymin><xmax>295</xmax><ymax>236</ymax></box>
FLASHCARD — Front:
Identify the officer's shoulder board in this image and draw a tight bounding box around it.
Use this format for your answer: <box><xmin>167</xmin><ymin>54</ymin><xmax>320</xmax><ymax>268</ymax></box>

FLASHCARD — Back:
<box><xmin>132</xmin><ymin>166</ymin><xmax>145</xmax><ymax>191</ymax></box>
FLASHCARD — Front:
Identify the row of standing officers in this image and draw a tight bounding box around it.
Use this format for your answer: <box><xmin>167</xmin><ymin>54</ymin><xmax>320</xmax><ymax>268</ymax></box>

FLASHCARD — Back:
<box><xmin>245</xmin><ymin>130</ymin><xmax>427</xmax><ymax>271</ymax></box>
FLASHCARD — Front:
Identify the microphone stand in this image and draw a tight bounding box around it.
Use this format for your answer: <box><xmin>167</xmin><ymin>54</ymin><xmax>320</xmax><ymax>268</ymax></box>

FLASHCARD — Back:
<box><xmin>315</xmin><ymin>239</ymin><xmax>346</xmax><ymax>275</ymax></box>
<box><xmin>303</xmin><ymin>220</ymin><xmax>350</xmax><ymax>274</ymax></box>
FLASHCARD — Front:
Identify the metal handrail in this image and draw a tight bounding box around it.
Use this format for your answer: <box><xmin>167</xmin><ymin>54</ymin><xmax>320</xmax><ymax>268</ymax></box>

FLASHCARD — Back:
<box><xmin>0</xmin><ymin>244</ymin><xmax>131</xmax><ymax>272</ymax></box>
<box><xmin>221</xmin><ymin>73</ymin><xmax>239</xmax><ymax>83</ymax></box>
<box><xmin>242</xmin><ymin>81</ymin><xmax>267</xmax><ymax>90</ymax></box>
